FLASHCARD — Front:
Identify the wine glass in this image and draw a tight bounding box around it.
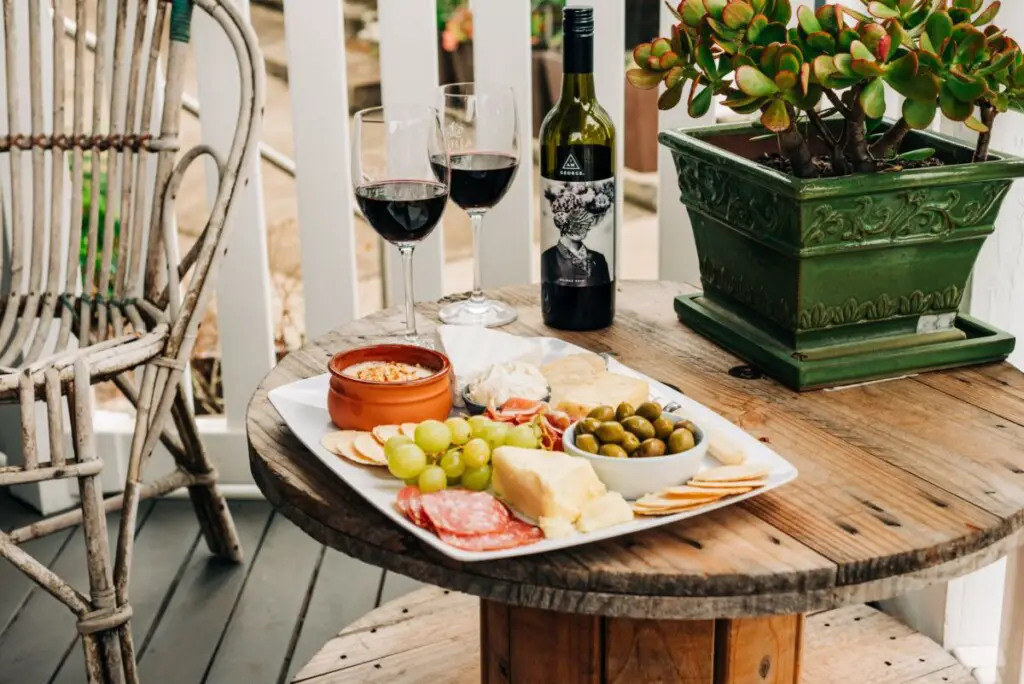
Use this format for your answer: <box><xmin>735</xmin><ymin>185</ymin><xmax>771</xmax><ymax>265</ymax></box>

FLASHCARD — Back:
<box><xmin>434</xmin><ymin>82</ymin><xmax>521</xmax><ymax>327</ymax></box>
<box><xmin>352</xmin><ymin>105</ymin><xmax>449</xmax><ymax>346</ymax></box>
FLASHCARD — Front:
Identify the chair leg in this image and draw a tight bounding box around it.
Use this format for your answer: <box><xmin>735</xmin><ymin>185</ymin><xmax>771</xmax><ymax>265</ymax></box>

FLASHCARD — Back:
<box><xmin>170</xmin><ymin>382</ymin><xmax>243</xmax><ymax>562</ymax></box>
<box><xmin>71</xmin><ymin>359</ymin><xmax>134</xmax><ymax>684</ymax></box>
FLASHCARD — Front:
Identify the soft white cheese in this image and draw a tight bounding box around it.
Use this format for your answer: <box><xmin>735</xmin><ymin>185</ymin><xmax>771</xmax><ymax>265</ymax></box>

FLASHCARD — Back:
<box><xmin>491</xmin><ymin>447</ymin><xmax>607</xmax><ymax>533</ymax></box>
<box><xmin>467</xmin><ymin>362</ymin><xmax>549</xmax><ymax>407</ymax></box>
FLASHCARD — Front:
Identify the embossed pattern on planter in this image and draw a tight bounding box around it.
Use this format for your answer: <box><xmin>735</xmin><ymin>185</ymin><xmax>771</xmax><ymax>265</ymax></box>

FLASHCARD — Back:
<box><xmin>802</xmin><ymin>184</ymin><xmax>1009</xmax><ymax>247</ymax></box>
<box><xmin>700</xmin><ymin>255</ymin><xmax>795</xmax><ymax>329</ymax></box>
<box><xmin>797</xmin><ymin>287</ymin><xmax>964</xmax><ymax>331</ymax></box>
<box><xmin>676</xmin><ymin>156</ymin><xmax>796</xmax><ymax>244</ymax></box>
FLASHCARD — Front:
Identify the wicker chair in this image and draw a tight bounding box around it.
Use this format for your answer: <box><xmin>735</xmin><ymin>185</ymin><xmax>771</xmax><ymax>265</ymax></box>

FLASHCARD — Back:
<box><xmin>0</xmin><ymin>0</ymin><xmax>263</xmax><ymax>681</ymax></box>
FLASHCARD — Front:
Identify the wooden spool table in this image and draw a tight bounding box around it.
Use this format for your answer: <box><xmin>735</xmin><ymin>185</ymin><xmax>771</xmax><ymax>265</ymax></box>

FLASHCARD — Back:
<box><xmin>248</xmin><ymin>282</ymin><xmax>1024</xmax><ymax>684</ymax></box>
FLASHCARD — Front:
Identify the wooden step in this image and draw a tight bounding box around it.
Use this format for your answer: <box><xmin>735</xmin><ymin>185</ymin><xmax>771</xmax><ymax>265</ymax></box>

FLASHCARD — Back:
<box><xmin>290</xmin><ymin>587</ymin><xmax>976</xmax><ymax>684</ymax></box>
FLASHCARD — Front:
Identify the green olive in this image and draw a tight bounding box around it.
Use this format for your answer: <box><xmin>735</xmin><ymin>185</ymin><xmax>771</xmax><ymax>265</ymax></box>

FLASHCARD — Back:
<box><xmin>621</xmin><ymin>416</ymin><xmax>655</xmax><ymax>441</ymax></box>
<box><xmin>667</xmin><ymin>428</ymin><xmax>696</xmax><ymax>454</ymax></box>
<box><xmin>637</xmin><ymin>438</ymin><xmax>667</xmax><ymax>458</ymax></box>
<box><xmin>652</xmin><ymin>416</ymin><xmax>676</xmax><ymax>441</ymax></box>
<box><xmin>599</xmin><ymin>444</ymin><xmax>629</xmax><ymax>459</ymax></box>
<box><xmin>677</xmin><ymin>419</ymin><xmax>698</xmax><ymax>434</ymax></box>
<box><xmin>595</xmin><ymin>421</ymin><xmax>626</xmax><ymax>444</ymax></box>
<box><xmin>588</xmin><ymin>405</ymin><xmax>615</xmax><ymax>422</ymax></box>
<box><xmin>636</xmin><ymin>401</ymin><xmax>663</xmax><ymax>422</ymax></box>
<box><xmin>615</xmin><ymin>402</ymin><xmax>635</xmax><ymax>422</ymax></box>
<box><xmin>620</xmin><ymin>432</ymin><xmax>641</xmax><ymax>455</ymax></box>
<box><xmin>577</xmin><ymin>417</ymin><xmax>602</xmax><ymax>436</ymax></box>
<box><xmin>575</xmin><ymin>433</ymin><xmax>600</xmax><ymax>454</ymax></box>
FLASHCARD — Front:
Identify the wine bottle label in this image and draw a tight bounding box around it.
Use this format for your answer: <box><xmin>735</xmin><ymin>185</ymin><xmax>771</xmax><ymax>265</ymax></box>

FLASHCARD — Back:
<box><xmin>540</xmin><ymin>145</ymin><xmax>616</xmax><ymax>288</ymax></box>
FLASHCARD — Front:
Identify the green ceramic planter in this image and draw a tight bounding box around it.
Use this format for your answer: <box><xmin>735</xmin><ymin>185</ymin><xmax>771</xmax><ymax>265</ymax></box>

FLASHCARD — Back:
<box><xmin>660</xmin><ymin>121</ymin><xmax>1024</xmax><ymax>391</ymax></box>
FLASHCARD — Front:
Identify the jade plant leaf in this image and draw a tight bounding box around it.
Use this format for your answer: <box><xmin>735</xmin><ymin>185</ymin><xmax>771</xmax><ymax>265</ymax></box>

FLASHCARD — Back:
<box><xmin>661</xmin><ymin>79</ymin><xmax>686</xmax><ymax>110</ymax></box>
<box><xmin>805</xmin><ymin>31</ymin><xmax>836</xmax><ymax>56</ymax></box>
<box><xmin>760</xmin><ymin>97</ymin><xmax>791</xmax><ymax>131</ymax></box>
<box><xmin>681</xmin><ymin>0</ymin><xmax>707</xmax><ymax>24</ymax></box>
<box><xmin>775</xmin><ymin>70</ymin><xmax>798</xmax><ymax>90</ymax></box>
<box><xmin>895</xmin><ymin>147</ymin><xmax>936</xmax><ymax>161</ymax></box>
<box><xmin>926</xmin><ymin>11</ymin><xmax>954</xmax><ymax>50</ymax></box>
<box><xmin>903</xmin><ymin>96</ymin><xmax>938</xmax><ymax>128</ymax></box>
<box><xmin>703</xmin><ymin>0</ymin><xmax>729</xmax><ymax>19</ymax></box>
<box><xmin>746</xmin><ymin>13</ymin><xmax>768</xmax><ymax>42</ymax></box>
<box><xmin>946</xmin><ymin>69</ymin><xmax>988</xmax><ymax>101</ymax></box>
<box><xmin>884</xmin><ymin>51</ymin><xmax>919</xmax><ymax>80</ymax></box>
<box><xmin>696</xmin><ymin>43</ymin><xmax>718</xmax><ymax>76</ymax></box>
<box><xmin>889</xmin><ymin>70</ymin><xmax>940</xmax><ymax>101</ymax></box>
<box><xmin>850</xmin><ymin>40</ymin><xmax>876</xmax><ymax>62</ymax></box>
<box><xmin>736</xmin><ymin>64</ymin><xmax>781</xmax><ymax>96</ymax></box>
<box><xmin>797</xmin><ymin>5</ymin><xmax>821</xmax><ymax>33</ymax></box>
<box><xmin>964</xmin><ymin>114</ymin><xmax>990</xmax><ymax>132</ymax></box>
<box><xmin>723</xmin><ymin>0</ymin><xmax>755</xmax><ymax>29</ymax></box>
<box><xmin>770</xmin><ymin>0</ymin><xmax>791</xmax><ymax>24</ymax></box>
<box><xmin>626</xmin><ymin>69</ymin><xmax>665</xmax><ymax>89</ymax></box>
<box><xmin>940</xmin><ymin>82</ymin><xmax>974</xmax><ymax>119</ymax></box>
<box><xmin>867</xmin><ymin>1</ymin><xmax>901</xmax><ymax>19</ymax></box>
<box><xmin>860</xmin><ymin>78</ymin><xmax>887</xmax><ymax>118</ymax></box>
<box><xmin>633</xmin><ymin>43</ymin><xmax>653</xmax><ymax>66</ymax></box>
<box><xmin>651</xmin><ymin>38</ymin><xmax>673</xmax><ymax>57</ymax></box>
<box><xmin>973</xmin><ymin>1</ymin><xmax>1000</xmax><ymax>26</ymax></box>
<box><xmin>756</xmin><ymin>22</ymin><xmax>789</xmax><ymax>46</ymax></box>
<box><xmin>852</xmin><ymin>59</ymin><xmax>886</xmax><ymax>78</ymax></box>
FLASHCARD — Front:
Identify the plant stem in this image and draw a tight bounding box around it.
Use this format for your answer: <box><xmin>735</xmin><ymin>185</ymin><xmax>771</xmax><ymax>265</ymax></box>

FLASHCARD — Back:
<box><xmin>843</xmin><ymin>86</ymin><xmax>874</xmax><ymax>173</ymax></box>
<box><xmin>824</xmin><ymin>88</ymin><xmax>850</xmax><ymax>118</ymax></box>
<box><xmin>807</xmin><ymin>108</ymin><xmax>848</xmax><ymax>175</ymax></box>
<box><xmin>974</xmin><ymin>104</ymin><xmax>998</xmax><ymax>163</ymax></box>
<box><xmin>782</xmin><ymin>104</ymin><xmax>817</xmax><ymax>178</ymax></box>
<box><xmin>869</xmin><ymin>117</ymin><xmax>911</xmax><ymax>159</ymax></box>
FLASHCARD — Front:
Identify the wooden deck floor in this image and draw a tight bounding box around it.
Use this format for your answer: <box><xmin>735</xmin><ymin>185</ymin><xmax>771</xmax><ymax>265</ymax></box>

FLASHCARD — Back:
<box><xmin>0</xmin><ymin>492</ymin><xmax>423</xmax><ymax>684</ymax></box>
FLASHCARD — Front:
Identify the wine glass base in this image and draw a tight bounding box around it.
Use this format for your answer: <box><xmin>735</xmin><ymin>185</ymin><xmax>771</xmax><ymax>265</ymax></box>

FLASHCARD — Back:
<box><xmin>438</xmin><ymin>298</ymin><xmax>518</xmax><ymax>327</ymax></box>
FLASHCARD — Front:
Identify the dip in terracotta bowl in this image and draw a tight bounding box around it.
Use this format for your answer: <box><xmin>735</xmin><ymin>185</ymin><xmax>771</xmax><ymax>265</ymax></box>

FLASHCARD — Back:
<box><xmin>327</xmin><ymin>345</ymin><xmax>453</xmax><ymax>431</ymax></box>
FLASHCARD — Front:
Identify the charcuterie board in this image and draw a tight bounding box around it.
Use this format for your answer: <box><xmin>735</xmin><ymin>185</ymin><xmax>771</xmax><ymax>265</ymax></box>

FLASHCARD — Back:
<box><xmin>268</xmin><ymin>326</ymin><xmax>798</xmax><ymax>562</ymax></box>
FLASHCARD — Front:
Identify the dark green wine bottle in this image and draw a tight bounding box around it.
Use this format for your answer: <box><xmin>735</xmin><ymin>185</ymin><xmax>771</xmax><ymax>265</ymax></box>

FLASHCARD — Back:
<box><xmin>539</xmin><ymin>6</ymin><xmax>616</xmax><ymax>331</ymax></box>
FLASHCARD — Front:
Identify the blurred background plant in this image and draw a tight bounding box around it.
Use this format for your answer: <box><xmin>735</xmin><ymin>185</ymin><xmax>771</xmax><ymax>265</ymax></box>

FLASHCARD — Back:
<box><xmin>79</xmin><ymin>152</ymin><xmax>120</xmax><ymax>297</ymax></box>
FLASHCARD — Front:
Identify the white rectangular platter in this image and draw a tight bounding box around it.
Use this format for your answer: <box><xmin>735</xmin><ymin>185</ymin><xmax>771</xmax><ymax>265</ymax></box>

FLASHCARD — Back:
<box><xmin>268</xmin><ymin>326</ymin><xmax>798</xmax><ymax>563</ymax></box>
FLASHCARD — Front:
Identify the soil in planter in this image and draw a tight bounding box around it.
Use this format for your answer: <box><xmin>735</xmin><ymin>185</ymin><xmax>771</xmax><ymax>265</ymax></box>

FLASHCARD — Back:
<box><xmin>757</xmin><ymin>153</ymin><xmax>945</xmax><ymax>177</ymax></box>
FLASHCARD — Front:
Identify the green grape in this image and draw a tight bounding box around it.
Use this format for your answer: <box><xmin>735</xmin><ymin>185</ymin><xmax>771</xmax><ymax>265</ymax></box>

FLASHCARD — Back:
<box><xmin>482</xmin><ymin>423</ymin><xmax>509</xmax><ymax>450</ymax></box>
<box><xmin>505</xmin><ymin>424</ymin><xmax>539</xmax><ymax>449</ymax></box>
<box><xmin>446</xmin><ymin>417</ymin><xmax>472</xmax><ymax>446</ymax></box>
<box><xmin>388</xmin><ymin>443</ymin><xmax>427</xmax><ymax>481</ymax></box>
<box><xmin>461</xmin><ymin>465</ymin><xmax>492</xmax><ymax>491</ymax></box>
<box><xmin>417</xmin><ymin>465</ymin><xmax>448</xmax><ymax>493</ymax></box>
<box><xmin>439</xmin><ymin>448</ymin><xmax>466</xmax><ymax>480</ymax></box>
<box><xmin>384</xmin><ymin>435</ymin><xmax>414</xmax><ymax>462</ymax></box>
<box><xmin>462</xmin><ymin>438</ymin><xmax>491</xmax><ymax>468</ymax></box>
<box><xmin>468</xmin><ymin>415</ymin><xmax>491</xmax><ymax>438</ymax></box>
<box><xmin>415</xmin><ymin>419</ymin><xmax>452</xmax><ymax>454</ymax></box>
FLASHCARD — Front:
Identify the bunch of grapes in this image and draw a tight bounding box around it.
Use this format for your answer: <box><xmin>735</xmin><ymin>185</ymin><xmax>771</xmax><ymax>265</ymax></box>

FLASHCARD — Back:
<box><xmin>385</xmin><ymin>416</ymin><xmax>540</xmax><ymax>493</ymax></box>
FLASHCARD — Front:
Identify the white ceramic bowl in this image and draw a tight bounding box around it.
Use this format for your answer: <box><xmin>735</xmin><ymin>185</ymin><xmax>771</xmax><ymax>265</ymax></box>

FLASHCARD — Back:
<box><xmin>562</xmin><ymin>412</ymin><xmax>708</xmax><ymax>500</ymax></box>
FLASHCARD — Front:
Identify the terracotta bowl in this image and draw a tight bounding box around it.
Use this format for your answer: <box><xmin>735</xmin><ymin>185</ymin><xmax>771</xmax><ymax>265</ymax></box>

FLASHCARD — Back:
<box><xmin>327</xmin><ymin>345</ymin><xmax>453</xmax><ymax>431</ymax></box>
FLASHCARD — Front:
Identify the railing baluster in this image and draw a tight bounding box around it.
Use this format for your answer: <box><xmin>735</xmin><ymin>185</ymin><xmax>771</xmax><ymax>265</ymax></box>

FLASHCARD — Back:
<box><xmin>283</xmin><ymin>0</ymin><xmax>358</xmax><ymax>335</ymax></box>
<box><xmin>469</xmin><ymin>0</ymin><xmax>533</xmax><ymax>288</ymax></box>
<box><xmin>377</xmin><ymin>0</ymin><xmax>444</xmax><ymax>305</ymax></box>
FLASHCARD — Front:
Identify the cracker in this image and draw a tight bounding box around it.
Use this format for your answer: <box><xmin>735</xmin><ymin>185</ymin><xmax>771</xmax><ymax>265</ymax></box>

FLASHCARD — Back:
<box><xmin>634</xmin><ymin>493</ymin><xmax>721</xmax><ymax>510</ymax></box>
<box><xmin>400</xmin><ymin>423</ymin><xmax>419</xmax><ymax>439</ymax></box>
<box><xmin>353</xmin><ymin>433</ymin><xmax>388</xmax><ymax>465</ymax></box>
<box><xmin>691</xmin><ymin>464</ymin><xmax>769</xmax><ymax>483</ymax></box>
<box><xmin>663</xmin><ymin>484</ymin><xmax>754</xmax><ymax>497</ymax></box>
<box><xmin>372</xmin><ymin>424</ymin><xmax>401</xmax><ymax>444</ymax></box>
<box><xmin>632</xmin><ymin>498</ymin><xmax>717</xmax><ymax>516</ymax></box>
<box><xmin>322</xmin><ymin>431</ymin><xmax>380</xmax><ymax>466</ymax></box>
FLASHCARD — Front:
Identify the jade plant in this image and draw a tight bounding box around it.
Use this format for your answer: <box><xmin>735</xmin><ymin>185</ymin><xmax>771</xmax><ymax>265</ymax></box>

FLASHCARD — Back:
<box><xmin>627</xmin><ymin>0</ymin><xmax>1024</xmax><ymax>177</ymax></box>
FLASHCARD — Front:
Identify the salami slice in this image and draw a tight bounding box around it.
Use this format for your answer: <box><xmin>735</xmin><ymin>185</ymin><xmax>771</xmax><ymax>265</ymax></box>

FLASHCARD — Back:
<box><xmin>438</xmin><ymin>519</ymin><xmax>543</xmax><ymax>551</ymax></box>
<box><xmin>420</xmin><ymin>489</ymin><xmax>510</xmax><ymax>535</ymax></box>
<box><xmin>396</xmin><ymin>486</ymin><xmax>431</xmax><ymax>529</ymax></box>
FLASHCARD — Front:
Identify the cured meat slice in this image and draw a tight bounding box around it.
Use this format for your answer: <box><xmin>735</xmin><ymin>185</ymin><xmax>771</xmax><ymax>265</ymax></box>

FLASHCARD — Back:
<box><xmin>438</xmin><ymin>519</ymin><xmax>543</xmax><ymax>552</ymax></box>
<box><xmin>420</xmin><ymin>489</ymin><xmax>510</xmax><ymax>535</ymax></box>
<box><xmin>396</xmin><ymin>486</ymin><xmax>431</xmax><ymax>529</ymax></box>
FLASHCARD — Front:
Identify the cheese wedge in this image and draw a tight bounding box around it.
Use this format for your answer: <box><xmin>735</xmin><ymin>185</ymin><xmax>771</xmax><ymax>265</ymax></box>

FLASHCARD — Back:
<box><xmin>491</xmin><ymin>446</ymin><xmax>606</xmax><ymax>536</ymax></box>
<box><xmin>576</xmin><ymin>492</ymin><xmax>634</xmax><ymax>533</ymax></box>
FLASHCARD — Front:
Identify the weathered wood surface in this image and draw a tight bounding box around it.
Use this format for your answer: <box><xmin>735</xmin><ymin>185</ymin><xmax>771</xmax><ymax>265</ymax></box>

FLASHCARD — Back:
<box><xmin>249</xmin><ymin>282</ymin><xmax>1024</xmax><ymax>619</ymax></box>
<box><xmin>291</xmin><ymin>588</ymin><xmax>975</xmax><ymax>684</ymax></box>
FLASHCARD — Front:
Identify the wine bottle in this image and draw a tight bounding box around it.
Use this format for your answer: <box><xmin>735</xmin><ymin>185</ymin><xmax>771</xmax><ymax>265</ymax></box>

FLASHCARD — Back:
<box><xmin>539</xmin><ymin>6</ymin><xmax>616</xmax><ymax>331</ymax></box>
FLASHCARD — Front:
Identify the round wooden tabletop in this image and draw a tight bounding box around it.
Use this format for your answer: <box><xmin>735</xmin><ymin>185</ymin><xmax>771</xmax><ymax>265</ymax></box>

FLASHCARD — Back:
<box><xmin>248</xmin><ymin>281</ymin><xmax>1024</xmax><ymax>620</ymax></box>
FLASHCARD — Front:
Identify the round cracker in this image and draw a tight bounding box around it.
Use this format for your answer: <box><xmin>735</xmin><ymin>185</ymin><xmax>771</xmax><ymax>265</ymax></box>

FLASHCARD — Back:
<box><xmin>321</xmin><ymin>431</ymin><xmax>380</xmax><ymax>466</ymax></box>
<box><xmin>662</xmin><ymin>484</ymin><xmax>754</xmax><ymax>498</ymax></box>
<box><xmin>372</xmin><ymin>424</ymin><xmax>401</xmax><ymax>444</ymax></box>
<box><xmin>353</xmin><ymin>433</ymin><xmax>388</xmax><ymax>465</ymax></box>
<box><xmin>691</xmin><ymin>464</ymin><xmax>770</xmax><ymax>483</ymax></box>
<box><xmin>400</xmin><ymin>423</ymin><xmax>418</xmax><ymax>439</ymax></box>
<box><xmin>685</xmin><ymin>480</ymin><xmax>766</xmax><ymax>490</ymax></box>
<box><xmin>634</xmin><ymin>493</ymin><xmax>721</xmax><ymax>510</ymax></box>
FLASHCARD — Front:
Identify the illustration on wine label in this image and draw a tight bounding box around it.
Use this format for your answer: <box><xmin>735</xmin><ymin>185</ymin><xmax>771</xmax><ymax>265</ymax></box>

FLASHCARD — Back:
<box><xmin>540</xmin><ymin>175</ymin><xmax>615</xmax><ymax>288</ymax></box>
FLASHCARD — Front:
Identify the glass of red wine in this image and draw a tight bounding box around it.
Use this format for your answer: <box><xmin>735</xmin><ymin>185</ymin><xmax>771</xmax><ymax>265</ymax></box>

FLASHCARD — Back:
<box><xmin>433</xmin><ymin>82</ymin><xmax>521</xmax><ymax>327</ymax></box>
<box><xmin>352</xmin><ymin>105</ymin><xmax>449</xmax><ymax>346</ymax></box>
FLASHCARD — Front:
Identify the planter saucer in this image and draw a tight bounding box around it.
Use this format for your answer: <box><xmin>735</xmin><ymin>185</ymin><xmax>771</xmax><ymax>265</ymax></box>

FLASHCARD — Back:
<box><xmin>675</xmin><ymin>293</ymin><xmax>1016</xmax><ymax>391</ymax></box>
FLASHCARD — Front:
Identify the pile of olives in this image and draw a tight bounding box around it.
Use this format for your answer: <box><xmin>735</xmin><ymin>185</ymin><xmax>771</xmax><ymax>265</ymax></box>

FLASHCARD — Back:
<box><xmin>573</xmin><ymin>401</ymin><xmax>699</xmax><ymax>459</ymax></box>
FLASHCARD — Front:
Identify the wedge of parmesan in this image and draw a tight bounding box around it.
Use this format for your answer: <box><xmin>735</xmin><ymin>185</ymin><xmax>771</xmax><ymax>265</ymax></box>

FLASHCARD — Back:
<box><xmin>576</xmin><ymin>492</ymin><xmax>634</xmax><ymax>533</ymax></box>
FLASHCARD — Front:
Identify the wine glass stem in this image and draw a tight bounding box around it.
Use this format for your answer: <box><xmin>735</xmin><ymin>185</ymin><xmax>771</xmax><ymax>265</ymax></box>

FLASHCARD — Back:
<box><xmin>399</xmin><ymin>245</ymin><xmax>417</xmax><ymax>339</ymax></box>
<box><xmin>470</xmin><ymin>211</ymin><xmax>486</xmax><ymax>305</ymax></box>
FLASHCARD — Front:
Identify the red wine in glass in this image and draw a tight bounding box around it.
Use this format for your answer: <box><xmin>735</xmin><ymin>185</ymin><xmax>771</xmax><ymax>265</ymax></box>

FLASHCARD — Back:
<box><xmin>355</xmin><ymin>180</ymin><xmax>449</xmax><ymax>244</ymax></box>
<box><xmin>430</xmin><ymin>152</ymin><xmax>519</xmax><ymax>211</ymax></box>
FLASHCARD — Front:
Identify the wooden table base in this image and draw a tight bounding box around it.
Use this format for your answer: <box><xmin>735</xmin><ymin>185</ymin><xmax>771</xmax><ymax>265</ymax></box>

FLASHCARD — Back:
<box><xmin>481</xmin><ymin>600</ymin><xmax>803</xmax><ymax>684</ymax></box>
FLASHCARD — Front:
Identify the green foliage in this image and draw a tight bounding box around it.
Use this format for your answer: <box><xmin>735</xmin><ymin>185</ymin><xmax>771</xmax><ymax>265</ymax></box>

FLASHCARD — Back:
<box><xmin>629</xmin><ymin>0</ymin><xmax>1022</xmax><ymax>175</ymax></box>
<box><xmin>79</xmin><ymin>153</ymin><xmax>120</xmax><ymax>297</ymax></box>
